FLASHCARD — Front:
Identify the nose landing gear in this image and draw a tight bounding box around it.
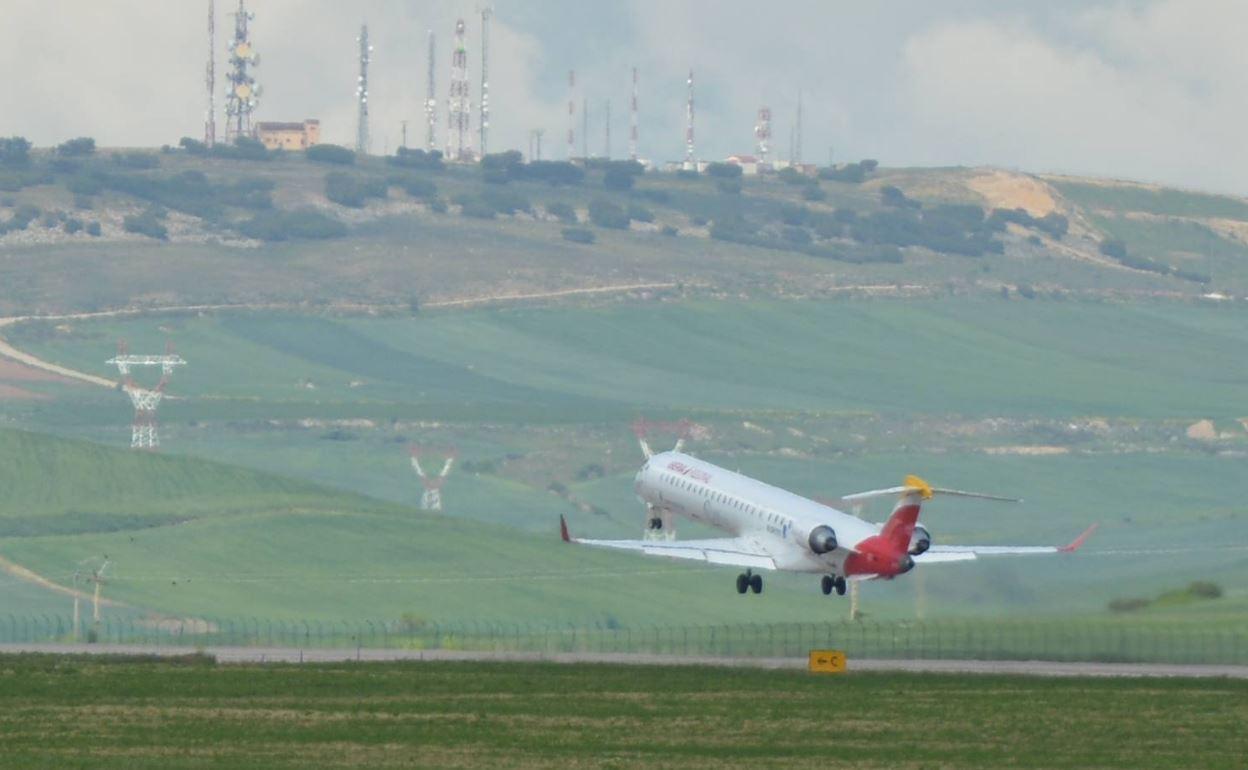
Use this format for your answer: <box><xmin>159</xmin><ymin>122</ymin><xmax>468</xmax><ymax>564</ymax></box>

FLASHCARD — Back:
<box><xmin>736</xmin><ymin>570</ymin><xmax>763</xmax><ymax>594</ymax></box>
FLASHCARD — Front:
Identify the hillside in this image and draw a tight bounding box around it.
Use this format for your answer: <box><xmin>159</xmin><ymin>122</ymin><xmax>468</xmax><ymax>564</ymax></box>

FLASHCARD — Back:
<box><xmin>2</xmin><ymin>142</ymin><xmax>1248</xmax><ymax>316</ymax></box>
<box><xmin>2</xmin><ymin>301</ymin><xmax>1247</xmax><ymax>626</ymax></box>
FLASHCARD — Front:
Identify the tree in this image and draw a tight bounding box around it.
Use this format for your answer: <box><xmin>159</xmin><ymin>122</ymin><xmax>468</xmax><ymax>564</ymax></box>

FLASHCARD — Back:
<box><xmin>0</xmin><ymin>137</ymin><xmax>32</xmax><ymax>167</ymax></box>
<box><xmin>56</xmin><ymin>137</ymin><xmax>96</xmax><ymax>157</ymax></box>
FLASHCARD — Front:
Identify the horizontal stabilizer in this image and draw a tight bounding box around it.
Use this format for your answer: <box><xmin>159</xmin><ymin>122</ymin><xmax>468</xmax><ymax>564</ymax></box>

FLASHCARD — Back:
<box><xmin>842</xmin><ymin>475</ymin><xmax>1021</xmax><ymax>504</ymax></box>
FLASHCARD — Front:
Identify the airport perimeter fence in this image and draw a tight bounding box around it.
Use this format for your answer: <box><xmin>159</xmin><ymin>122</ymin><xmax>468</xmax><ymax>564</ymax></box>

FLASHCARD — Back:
<box><xmin>2</xmin><ymin>614</ymin><xmax>1246</xmax><ymax>665</ymax></box>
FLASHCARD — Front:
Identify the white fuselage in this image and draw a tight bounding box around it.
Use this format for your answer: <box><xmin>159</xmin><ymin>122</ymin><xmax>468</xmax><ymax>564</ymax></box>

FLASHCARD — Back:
<box><xmin>634</xmin><ymin>451</ymin><xmax>880</xmax><ymax>573</ymax></box>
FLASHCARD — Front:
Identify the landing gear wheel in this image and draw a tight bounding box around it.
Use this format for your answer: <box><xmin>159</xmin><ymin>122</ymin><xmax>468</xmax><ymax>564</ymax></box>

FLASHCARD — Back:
<box><xmin>749</xmin><ymin>574</ymin><xmax>763</xmax><ymax>594</ymax></box>
<box><xmin>834</xmin><ymin>576</ymin><xmax>847</xmax><ymax>596</ymax></box>
<box><xmin>736</xmin><ymin>573</ymin><xmax>749</xmax><ymax>594</ymax></box>
<box><xmin>821</xmin><ymin>575</ymin><xmax>833</xmax><ymax>595</ymax></box>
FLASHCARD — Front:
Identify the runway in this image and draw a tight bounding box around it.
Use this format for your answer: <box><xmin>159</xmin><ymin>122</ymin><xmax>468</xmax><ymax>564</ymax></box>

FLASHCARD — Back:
<box><xmin>3</xmin><ymin>644</ymin><xmax>1246</xmax><ymax>678</ymax></box>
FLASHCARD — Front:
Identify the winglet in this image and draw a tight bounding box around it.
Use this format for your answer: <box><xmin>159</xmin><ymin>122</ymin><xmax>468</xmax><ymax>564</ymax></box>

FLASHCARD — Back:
<box><xmin>1058</xmin><ymin>523</ymin><xmax>1099</xmax><ymax>553</ymax></box>
<box><xmin>903</xmin><ymin>475</ymin><xmax>934</xmax><ymax>500</ymax></box>
<box><xmin>560</xmin><ymin>515</ymin><xmax>571</xmax><ymax>543</ymax></box>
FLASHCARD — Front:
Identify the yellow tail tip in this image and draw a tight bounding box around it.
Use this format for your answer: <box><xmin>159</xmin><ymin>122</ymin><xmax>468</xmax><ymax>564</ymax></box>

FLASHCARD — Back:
<box><xmin>904</xmin><ymin>475</ymin><xmax>934</xmax><ymax>500</ymax></box>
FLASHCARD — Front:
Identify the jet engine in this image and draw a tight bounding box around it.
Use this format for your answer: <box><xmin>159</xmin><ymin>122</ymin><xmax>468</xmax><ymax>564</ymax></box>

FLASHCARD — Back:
<box><xmin>807</xmin><ymin>525</ymin><xmax>838</xmax><ymax>554</ymax></box>
<box><xmin>908</xmin><ymin>525</ymin><xmax>931</xmax><ymax>556</ymax></box>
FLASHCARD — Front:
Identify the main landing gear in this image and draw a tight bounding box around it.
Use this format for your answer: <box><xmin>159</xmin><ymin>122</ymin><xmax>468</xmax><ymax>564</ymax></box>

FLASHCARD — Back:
<box><xmin>736</xmin><ymin>570</ymin><xmax>763</xmax><ymax>595</ymax></box>
<box><xmin>821</xmin><ymin>575</ymin><xmax>848</xmax><ymax>596</ymax></box>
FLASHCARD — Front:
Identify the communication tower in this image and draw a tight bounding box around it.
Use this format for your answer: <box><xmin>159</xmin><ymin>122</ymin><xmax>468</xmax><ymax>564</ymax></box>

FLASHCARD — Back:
<box><xmin>205</xmin><ymin>0</ymin><xmax>217</xmax><ymax>147</ymax></box>
<box><xmin>479</xmin><ymin>6</ymin><xmax>492</xmax><ymax>156</ymax></box>
<box><xmin>425</xmin><ymin>30</ymin><xmax>438</xmax><ymax>152</ymax></box>
<box><xmin>684</xmin><ymin>70</ymin><xmax>695</xmax><ymax>169</ymax></box>
<box><xmin>446</xmin><ymin>19</ymin><xmax>472</xmax><ymax>161</ymax></box>
<box><xmin>410</xmin><ymin>446</ymin><xmax>458</xmax><ymax>511</ymax></box>
<box><xmin>582</xmin><ymin>95</ymin><xmax>589</xmax><ymax>160</ymax></box>
<box><xmin>629</xmin><ymin>67</ymin><xmax>639</xmax><ymax>161</ymax></box>
<box><xmin>107</xmin><ymin>341</ymin><xmax>186</xmax><ymax>450</ymax></box>
<box><xmin>224</xmin><ymin>0</ymin><xmax>260</xmax><ymax>142</ymax></box>
<box><xmin>566</xmin><ymin>70</ymin><xmax>576</xmax><ymax>160</ymax></box>
<box><xmin>755</xmin><ymin>106</ymin><xmax>772</xmax><ymax>164</ymax></box>
<box><xmin>529</xmin><ymin>128</ymin><xmax>544</xmax><ymax>161</ymax></box>
<box><xmin>356</xmin><ymin>24</ymin><xmax>372</xmax><ymax>155</ymax></box>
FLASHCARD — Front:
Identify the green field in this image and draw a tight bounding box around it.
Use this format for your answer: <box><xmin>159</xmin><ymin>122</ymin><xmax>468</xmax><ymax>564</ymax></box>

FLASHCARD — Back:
<box><xmin>2</xmin><ymin>298</ymin><xmax>1248</xmax><ymax>630</ymax></box>
<box><xmin>1</xmin><ymin>656</ymin><xmax>1244</xmax><ymax>770</ymax></box>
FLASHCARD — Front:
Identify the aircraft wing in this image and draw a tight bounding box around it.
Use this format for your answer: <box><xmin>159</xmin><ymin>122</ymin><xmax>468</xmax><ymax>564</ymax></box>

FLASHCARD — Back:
<box><xmin>560</xmin><ymin>516</ymin><xmax>777</xmax><ymax>570</ymax></box>
<box><xmin>914</xmin><ymin>524</ymin><xmax>1099</xmax><ymax>565</ymax></box>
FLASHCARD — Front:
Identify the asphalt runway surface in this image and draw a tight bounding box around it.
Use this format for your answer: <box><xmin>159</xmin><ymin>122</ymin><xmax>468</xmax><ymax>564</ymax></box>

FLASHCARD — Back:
<box><xmin>3</xmin><ymin>644</ymin><xmax>1246</xmax><ymax>678</ymax></box>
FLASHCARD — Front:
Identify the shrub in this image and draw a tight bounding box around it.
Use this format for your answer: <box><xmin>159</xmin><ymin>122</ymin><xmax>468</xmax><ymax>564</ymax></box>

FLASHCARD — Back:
<box><xmin>479</xmin><ymin>187</ymin><xmax>529</xmax><ymax>215</ymax></box>
<box><xmin>225</xmin><ymin>137</ymin><xmax>271</xmax><ymax>161</ymax></box>
<box><xmin>588</xmin><ymin>199</ymin><xmax>629</xmax><ymax>229</ymax></box>
<box><xmin>67</xmin><ymin>175</ymin><xmax>103</xmax><ymax>196</ymax></box>
<box><xmin>627</xmin><ymin>203</ymin><xmax>654</xmax><ymax>223</ymax></box>
<box><xmin>676</xmin><ymin>169</ymin><xmax>699</xmax><ymax>179</ymax></box>
<box><xmin>428</xmin><ymin>197</ymin><xmax>448</xmax><ymax>214</ymax></box>
<box><xmin>388</xmin><ymin>147</ymin><xmax>444</xmax><ymax>170</ymax></box>
<box><xmin>706</xmin><ymin>162</ymin><xmax>743</xmax><ymax>179</ymax></box>
<box><xmin>1188</xmin><ymin>581</ymin><xmax>1223</xmax><ymax>599</ymax></box>
<box><xmin>112</xmin><ymin>152</ymin><xmax>159</xmax><ymax>169</ymax></box>
<box><xmin>238</xmin><ymin>209</ymin><xmax>348</xmax><ymax>241</ymax></box>
<box><xmin>1099</xmin><ymin>239</ymin><xmax>1128</xmax><ymax>259</ymax></box>
<box><xmin>63</xmin><ymin>218</ymin><xmax>84</xmax><ymax>234</ymax></box>
<box><xmin>661</xmin><ymin>225</ymin><xmax>678</xmax><ymax>236</ymax></box>
<box><xmin>179</xmin><ymin>137</ymin><xmax>208</xmax><ymax>155</ymax></box>
<box><xmin>325</xmin><ymin>172</ymin><xmax>386</xmax><ymax>207</ymax></box>
<box><xmin>1108</xmin><ymin>597</ymin><xmax>1151</xmax><ymax>613</ymax></box>
<box><xmin>514</xmin><ymin>160</ymin><xmax>584</xmax><ymax>185</ymax></box>
<box><xmin>86</xmin><ymin>221</ymin><xmax>102</xmax><ymax>237</ymax></box>
<box><xmin>604</xmin><ymin>167</ymin><xmax>635</xmax><ymax>191</ymax></box>
<box><xmin>637</xmin><ymin>188</ymin><xmax>670</xmax><ymax>204</ymax></box>
<box><xmin>546</xmin><ymin>201</ymin><xmax>577</xmax><ymax>223</ymax></box>
<box><xmin>307</xmin><ymin>144</ymin><xmax>357</xmax><ymax>165</ymax></box>
<box><xmin>561</xmin><ymin>227</ymin><xmax>595</xmax><ymax>244</ymax></box>
<box><xmin>881</xmin><ymin>185</ymin><xmax>920</xmax><ymax>209</ymax></box>
<box><xmin>801</xmin><ymin>185</ymin><xmax>826</xmax><ymax>201</ymax></box>
<box><xmin>778</xmin><ymin>167</ymin><xmax>816</xmax><ymax>186</ymax></box>
<box><xmin>123</xmin><ymin>209</ymin><xmax>168</xmax><ymax>240</ymax></box>
<box><xmin>400</xmin><ymin>176</ymin><xmax>438</xmax><ymax>199</ymax></box>
<box><xmin>716</xmin><ymin>179</ymin><xmax>742</xmax><ymax>195</ymax></box>
<box><xmin>818</xmin><ymin>159</ymin><xmax>876</xmax><ymax>183</ymax></box>
<box><xmin>780</xmin><ymin>204</ymin><xmax>809</xmax><ymax>226</ymax></box>
<box><xmin>56</xmin><ymin>137</ymin><xmax>96</xmax><ymax>157</ymax></box>
<box><xmin>1016</xmin><ymin>283</ymin><xmax>1037</xmax><ymax>299</ymax></box>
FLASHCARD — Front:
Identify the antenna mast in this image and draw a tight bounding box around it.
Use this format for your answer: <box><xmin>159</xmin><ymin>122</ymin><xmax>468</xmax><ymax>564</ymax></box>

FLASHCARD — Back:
<box><xmin>205</xmin><ymin>0</ymin><xmax>216</xmax><ymax>147</ymax></box>
<box><xmin>446</xmin><ymin>19</ymin><xmax>472</xmax><ymax>161</ymax></box>
<box><xmin>356</xmin><ymin>24</ymin><xmax>372</xmax><ymax>155</ymax></box>
<box><xmin>479</xmin><ymin>6</ymin><xmax>492</xmax><ymax>156</ymax></box>
<box><xmin>425</xmin><ymin>30</ymin><xmax>437</xmax><ymax>152</ymax></box>
<box><xmin>629</xmin><ymin>67</ymin><xmax>639</xmax><ymax>161</ymax></box>
<box><xmin>604</xmin><ymin>99</ymin><xmax>611</xmax><ymax>159</ymax></box>
<box><xmin>581</xmin><ymin>95</ymin><xmax>588</xmax><ymax>160</ymax></box>
<box><xmin>566</xmin><ymin>70</ymin><xmax>576</xmax><ymax>160</ymax></box>
<box><xmin>794</xmin><ymin>89</ymin><xmax>804</xmax><ymax>165</ymax></box>
<box><xmin>224</xmin><ymin>0</ymin><xmax>259</xmax><ymax>143</ymax></box>
<box><xmin>684</xmin><ymin>70</ymin><xmax>695</xmax><ymax>169</ymax></box>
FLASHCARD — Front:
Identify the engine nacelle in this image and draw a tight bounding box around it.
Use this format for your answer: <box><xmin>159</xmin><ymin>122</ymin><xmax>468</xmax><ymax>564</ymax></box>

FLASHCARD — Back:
<box><xmin>807</xmin><ymin>525</ymin><xmax>838</xmax><ymax>555</ymax></box>
<box><xmin>908</xmin><ymin>524</ymin><xmax>931</xmax><ymax>556</ymax></box>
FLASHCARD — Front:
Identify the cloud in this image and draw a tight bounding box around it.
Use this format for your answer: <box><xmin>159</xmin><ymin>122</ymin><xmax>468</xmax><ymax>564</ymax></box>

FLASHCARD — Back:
<box><xmin>895</xmin><ymin>0</ymin><xmax>1248</xmax><ymax>193</ymax></box>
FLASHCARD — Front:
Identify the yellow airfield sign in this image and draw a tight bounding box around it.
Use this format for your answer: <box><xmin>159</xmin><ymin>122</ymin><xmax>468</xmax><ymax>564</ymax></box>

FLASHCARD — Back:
<box><xmin>808</xmin><ymin>649</ymin><xmax>847</xmax><ymax>673</ymax></box>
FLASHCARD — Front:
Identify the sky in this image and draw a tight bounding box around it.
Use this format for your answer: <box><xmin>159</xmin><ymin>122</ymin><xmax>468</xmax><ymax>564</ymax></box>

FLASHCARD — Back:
<box><xmin>2</xmin><ymin>0</ymin><xmax>1245</xmax><ymax>194</ymax></box>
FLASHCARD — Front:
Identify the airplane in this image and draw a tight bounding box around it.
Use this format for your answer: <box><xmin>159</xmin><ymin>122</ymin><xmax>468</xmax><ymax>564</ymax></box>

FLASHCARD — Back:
<box><xmin>560</xmin><ymin>448</ymin><xmax>1097</xmax><ymax>596</ymax></box>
